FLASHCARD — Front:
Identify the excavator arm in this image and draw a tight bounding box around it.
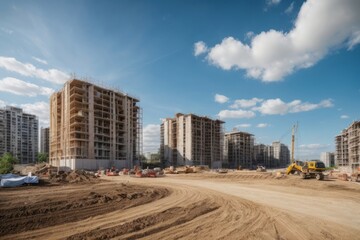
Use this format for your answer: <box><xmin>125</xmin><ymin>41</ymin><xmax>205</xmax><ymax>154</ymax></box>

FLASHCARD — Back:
<box><xmin>286</xmin><ymin>162</ymin><xmax>303</xmax><ymax>175</ymax></box>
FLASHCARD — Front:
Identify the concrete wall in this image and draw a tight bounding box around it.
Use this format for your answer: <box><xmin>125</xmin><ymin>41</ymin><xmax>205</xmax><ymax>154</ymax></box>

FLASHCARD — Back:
<box><xmin>59</xmin><ymin>158</ymin><xmax>128</xmax><ymax>171</ymax></box>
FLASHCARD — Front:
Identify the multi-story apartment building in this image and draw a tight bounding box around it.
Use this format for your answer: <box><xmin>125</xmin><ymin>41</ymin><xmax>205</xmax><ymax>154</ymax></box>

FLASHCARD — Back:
<box><xmin>335</xmin><ymin>132</ymin><xmax>348</xmax><ymax>166</ymax></box>
<box><xmin>50</xmin><ymin>79</ymin><xmax>142</xmax><ymax>170</ymax></box>
<box><xmin>40</xmin><ymin>127</ymin><xmax>50</xmax><ymax>155</ymax></box>
<box><xmin>224</xmin><ymin>130</ymin><xmax>254</xmax><ymax>169</ymax></box>
<box><xmin>160</xmin><ymin>113</ymin><xmax>224</xmax><ymax>168</ymax></box>
<box><xmin>336</xmin><ymin>121</ymin><xmax>360</xmax><ymax>169</ymax></box>
<box><xmin>0</xmin><ymin>106</ymin><xmax>38</xmax><ymax>163</ymax></box>
<box><xmin>272</xmin><ymin>141</ymin><xmax>290</xmax><ymax>167</ymax></box>
<box><xmin>320</xmin><ymin>152</ymin><xmax>335</xmax><ymax>167</ymax></box>
<box><xmin>253</xmin><ymin>142</ymin><xmax>290</xmax><ymax>168</ymax></box>
<box><xmin>254</xmin><ymin>144</ymin><xmax>269</xmax><ymax>167</ymax></box>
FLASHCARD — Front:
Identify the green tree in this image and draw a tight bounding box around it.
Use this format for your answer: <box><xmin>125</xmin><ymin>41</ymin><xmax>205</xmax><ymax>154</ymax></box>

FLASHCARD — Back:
<box><xmin>0</xmin><ymin>153</ymin><xmax>17</xmax><ymax>174</ymax></box>
<box><xmin>37</xmin><ymin>152</ymin><xmax>48</xmax><ymax>163</ymax></box>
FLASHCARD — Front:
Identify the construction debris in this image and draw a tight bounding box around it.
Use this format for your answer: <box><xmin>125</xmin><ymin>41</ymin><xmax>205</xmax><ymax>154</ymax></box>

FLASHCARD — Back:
<box><xmin>216</xmin><ymin>168</ymin><xmax>228</xmax><ymax>174</ymax></box>
<box><xmin>0</xmin><ymin>173</ymin><xmax>39</xmax><ymax>187</ymax></box>
<box><xmin>256</xmin><ymin>165</ymin><xmax>267</xmax><ymax>172</ymax></box>
<box><xmin>164</xmin><ymin>165</ymin><xmax>210</xmax><ymax>174</ymax></box>
<box><xmin>106</xmin><ymin>167</ymin><xmax>119</xmax><ymax>176</ymax></box>
<box><xmin>48</xmin><ymin>170</ymin><xmax>100</xmax><ymax>184</ymax></box>
<box><xmin>134</xmin><ymin>168</ymin><xmax>164</xmax><ymax>178</ymax></box>
<box><xmin>337</xmin><ymin>173</ymin><xmax>349</xmax><ymax>181</ymax></box>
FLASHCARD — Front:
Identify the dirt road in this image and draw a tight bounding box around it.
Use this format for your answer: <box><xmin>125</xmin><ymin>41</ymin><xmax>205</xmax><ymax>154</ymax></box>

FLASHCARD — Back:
<box><xmin>2</xmin><ymin>172</ymin><xmax>360</xmax><ymax>239</ymax></box>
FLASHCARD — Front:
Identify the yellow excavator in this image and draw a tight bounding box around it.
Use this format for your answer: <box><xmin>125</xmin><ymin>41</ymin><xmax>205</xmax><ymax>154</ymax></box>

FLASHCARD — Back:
<box><xmin>286</xmin><ymin>160</ymin><xmax>326</xmax><ymax>180</ymax></box>
<box><xmin>286</xmin><ymin>124</ymin><xmax>326</xmax><ymax>180</ymax></box>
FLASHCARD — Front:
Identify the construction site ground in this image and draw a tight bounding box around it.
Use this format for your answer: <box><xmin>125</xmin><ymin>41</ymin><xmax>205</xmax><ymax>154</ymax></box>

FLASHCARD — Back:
<box><xmin>1</xmin><ymin>171</ymin><xmax>360</xmax><ymax>240</ymax></box>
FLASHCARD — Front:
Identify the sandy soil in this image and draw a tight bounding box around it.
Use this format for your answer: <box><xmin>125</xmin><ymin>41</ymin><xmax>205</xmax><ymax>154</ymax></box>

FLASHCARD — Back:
<box><xmin>1</xmin><ymin>171</ymin><xmax>360</xmax><ymax>240</ymax></box>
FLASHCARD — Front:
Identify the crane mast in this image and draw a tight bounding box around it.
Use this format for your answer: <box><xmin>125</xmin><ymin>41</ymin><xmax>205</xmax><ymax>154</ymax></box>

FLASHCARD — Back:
<box><xmin>291</xmin><ymin>123</ymin><xmax>297</xmax><ymax>163</ymax></box>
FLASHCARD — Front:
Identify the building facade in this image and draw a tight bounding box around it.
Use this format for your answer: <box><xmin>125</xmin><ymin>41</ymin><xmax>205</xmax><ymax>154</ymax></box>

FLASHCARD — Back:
<box><xmin>160</xmin><ymin>113</ymin><xmax>224</xmax><ymax>168</ymax></box>
<box><xmin>253</xmin><ymin>142</ymin><xmax>290</xmax><ymax>168</ymax></box>
<box><xmin>254</xmin><ymin>144</ymin><xmax>270</xmax><ymax>167</ymax></box>
<box><xmin>335</xmin><ymin>121</ymin><xmax>360</xmax><ymax>169</ymax></box>
<box><xmin>0</xmin><ymin>106</ymin><xmax>38</xmax><ymax>164</ymax></box>
<box><xmin>272</xmin><ymin>141</ymin><xmax>290</xmax><ymax>167</ymax></box>
<box><xmin>40</xmin><ymin>127</ymin><xmax>50</xmax><ymax>155</ymax></box>
<box><xmin>224</xmin><ymin>130</ymin><xmax>254</xmax><ymax>169</ymax></box>
<box><xmin>50</xmin><ymin>79</ymin><xmax>142</xmax><ymax>170</ymax></box>
<box><xmin>320</xmin><ymin>152</ymin><xmax>335</xmax><ymax>167</ymax></box>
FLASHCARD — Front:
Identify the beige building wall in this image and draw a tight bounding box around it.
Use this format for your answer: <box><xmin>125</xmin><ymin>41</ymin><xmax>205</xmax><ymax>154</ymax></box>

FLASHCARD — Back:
<box><xmin>50</xmin><ymin>79</ymin><xmax>141</xmax><ymax>170</ymax></box>
<box><xmin>177</xmin><ymin>115</ymin><xmax>186</xmax><ymax>165</ymax></box>
<box><xmin>160</xmin><ymin>113</ymin><xmax>224</xmax><ymax>168</ymax></box>
<box><xmin>40</xmin><ymin>127</ymin><xmax>50</xmax><ymax>155</ymax></box>
<box><xmin>336</xmin><ymin>121</ymin><xmax>360</xmax><ymax>169</ymax></box>
<box><xmin>224</xmin><ymin>130</ymin><xmax>254</xmax><ymax>169</ymax></box>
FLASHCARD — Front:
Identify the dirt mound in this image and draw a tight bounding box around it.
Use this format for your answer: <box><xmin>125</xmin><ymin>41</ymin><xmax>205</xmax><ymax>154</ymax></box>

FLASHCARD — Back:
<box><xmin>48</xmin><ymin>170</ymin><xmax>100</xmax><ymax>184</ymax></box>
<box><xmin>0</xmin><ymin>182</ymin><xmax>170</xmax><ymax>236</ymax></box>
<box><xmin>208</xmin><ymin>171</ymin><xmax>288</xmax><ymax>180</ymax></box>
<box><xmin>66</xmin><ymin>199</ymin><xmax>218</xmax><ymax>240</ymax></box>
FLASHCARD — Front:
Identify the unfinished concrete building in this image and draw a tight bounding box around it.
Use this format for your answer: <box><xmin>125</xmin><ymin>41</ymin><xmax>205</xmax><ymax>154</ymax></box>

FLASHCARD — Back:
<box><xmin>160</xmin><ymin>113</ymin><xmax>224</xmax><ymax>168</ymax></box>
<box><xmin>335</xmin><ymin>132</ymin><xmax>348</xmax><ymax>166</ymax></box>
<box><xmin>0</xmin><ymin>106</ymin><xmax>38</xmax><ymax>163</ymax></box>
<box><xmin>336</xmin><ymin>120</ymin><xmax>360</xmax><ymax>169</ymax></box>
<box><xmin>40</xmin><ymin>127</ymin><xmax>50</xmax><ymax>155</ymax></box>
<box><xmin>50</xmin><ymin>79</ymin><xmax>142</xmax><ymax>170</ymax></box>
<box><xmin>224</xmin><ymin>130</ymin><xmax>254</xmax><ymax>169</ymax></box>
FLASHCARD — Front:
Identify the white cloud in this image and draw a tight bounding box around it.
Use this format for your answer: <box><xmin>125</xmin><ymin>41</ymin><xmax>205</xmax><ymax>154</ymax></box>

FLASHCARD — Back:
<box><xmin>298</xmin><ymin>143</ymin><xmax>331</xmax><ymax>160</ymax></box>
<box><xmin>1</xmin><ymin>27</ymin><xmax>13</xmax><ymax>35</ymax></box>
<box><xmin>246</xmin><ymin>31</ymin><xmax>255</xmax><ymax>39</ymax></box>
<box><xmin>20</xmin><ymin>101</ymin><xmax>50</xmax><ymax>126</ymax></box>
<box><xmin>194</xmin><ymin>41</ymin><xmax>208</xmax><ymax>56</ymax></box>
<box><xmin>0</xmin><ymin>99</ymin><xmax>5</xmax><ymax>108</ymax></box>
<box><xmin>236</xmin><ymin>124</ymin><xmax>251</xmax><ymax>128</ymax></box>
<box><xmin>143</xmin><ymin>124</ymin><xmax>160</xmax><ymax>153</ymax></box>
<box><xmin>0</xmin><ymin>77</ymin><xmax>54</xmax><ymax>97</ymax></box>
<box><xmin>199</xmin><ymin>0</ymin><xmax>360</xmax><ymax>81</ymax></box>
<box><xmin>267</xmin><ymin>0</ymin><xmax>281</xmax><ymax>6</ymax></box>
<box><xmin>299</xmin><ymin>144</ymin><xmax>328</xmax><ymax>149</ymax></box>
<box><xmin>257</xmin><ymin>123</ymin><xmax>269</xmax><ymax>128</ymax></box>
<box><xmin>32</xmin><ymin>57</ymin><xmax>48</xmax><ymax>65</ymax></box>
<box><xmin>230</xmin><ymin>97</ymin><xmax>263</xmax><ymax>108</ymax></box>
<box><xmin>0</xmin><ymin>56</ymin><xmax>69</xmax><ymax>84</ymax></box>
<box><xmin>218</xmin><ymin>109</ymin><xmax>255</xmax><ymax>119</ymax></box>
<box><xmin>255</xmin><ymin>98</ymin><xmax>289</xmax><ymax>115</ymax></box>
<box><xmin>348</xmin><ymin>30</ymin><xmax>360</xmax><ymax>50</ymax></box>
<box><xmin>214</xmin><ymin>94</ymin><xmax>229</xmax><ymax>104</ymax></box>
<box><xmin>289</xmin><ymin>99</ymin><xmax>333</xmax><ymax>113</ymax></box>
<box><xmin>341</xmin><ymin>115</ymin><xmax>349</xmax><ymax>119</ymax></box>
<box><xmin>219</xmin><ymin>97</ymin><xmax>333</xmax><ymax>119</ymax></box>
<box><xmin>255</xmin><ymin>98</ymin><xmax>333</xmax><ymax>115</ymax></box>
<box><xmin>285</xmin><ymin>2</ymin><xmax>295</xmax><ymax>14</ymax></box>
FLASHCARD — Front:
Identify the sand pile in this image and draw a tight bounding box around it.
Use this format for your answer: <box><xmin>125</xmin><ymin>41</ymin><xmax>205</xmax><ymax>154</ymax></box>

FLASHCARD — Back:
<box><xmin>49</xmin><ymin>170</ymin><xmax>100</xmax><ymax>184</ymax></box>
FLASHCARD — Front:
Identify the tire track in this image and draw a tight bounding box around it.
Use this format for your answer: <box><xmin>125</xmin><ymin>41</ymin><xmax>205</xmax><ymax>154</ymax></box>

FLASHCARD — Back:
<box><xmin>3</xmin><ymin>175</ymin><xmax>360</xmax><ymax>240</ymax></box>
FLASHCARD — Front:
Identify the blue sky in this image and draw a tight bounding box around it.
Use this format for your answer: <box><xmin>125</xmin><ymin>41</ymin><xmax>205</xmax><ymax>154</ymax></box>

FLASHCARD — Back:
<box><xmin>0</xmin><ymin>0</ymin><xmax>359</xmax><ymax>159</ymax></box>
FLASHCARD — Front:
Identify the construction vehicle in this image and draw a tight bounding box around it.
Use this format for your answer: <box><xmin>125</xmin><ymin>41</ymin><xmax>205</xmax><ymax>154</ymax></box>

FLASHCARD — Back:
<box><xmin>286</xmin><ymin>160</ymin><xmax>326</xmax><ymax>180</ymax></box>
<box><xmin>256</xmin><ymin>165</ymin><xmax>266</xmax><ymax>172</ymax></box>
<box><xmin>217</xmin><ymin>168</ymin><xmax>228</xmax><ymax>174</ymax></box>
<box><xmin>350</xmin><ymin>167</ymin><xmax>360</xmax><ymax>182</ymax></box>
<box><xmin>286</xmin><ymin>123</ymin><xmax>326</xmax><ymax>180</ymax></box>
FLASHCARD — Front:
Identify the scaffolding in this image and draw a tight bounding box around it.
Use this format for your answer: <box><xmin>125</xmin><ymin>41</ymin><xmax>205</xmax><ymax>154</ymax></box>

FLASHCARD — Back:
<box><xmin>335</xmin><ymin>121</ymin><xmax>360</xmax><ymax>168</ymax></box>
<box><xmin>50</xmin><ymin>78</ymin><xmax>141</xmax><ymax>170</ymax></box>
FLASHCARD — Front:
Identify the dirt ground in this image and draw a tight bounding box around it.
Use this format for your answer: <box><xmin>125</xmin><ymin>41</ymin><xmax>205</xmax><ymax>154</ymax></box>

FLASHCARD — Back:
<box><xmin>1</xmin><ymin>171</ymin><xmax>360</xmax><ymax>240</ymax></box>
